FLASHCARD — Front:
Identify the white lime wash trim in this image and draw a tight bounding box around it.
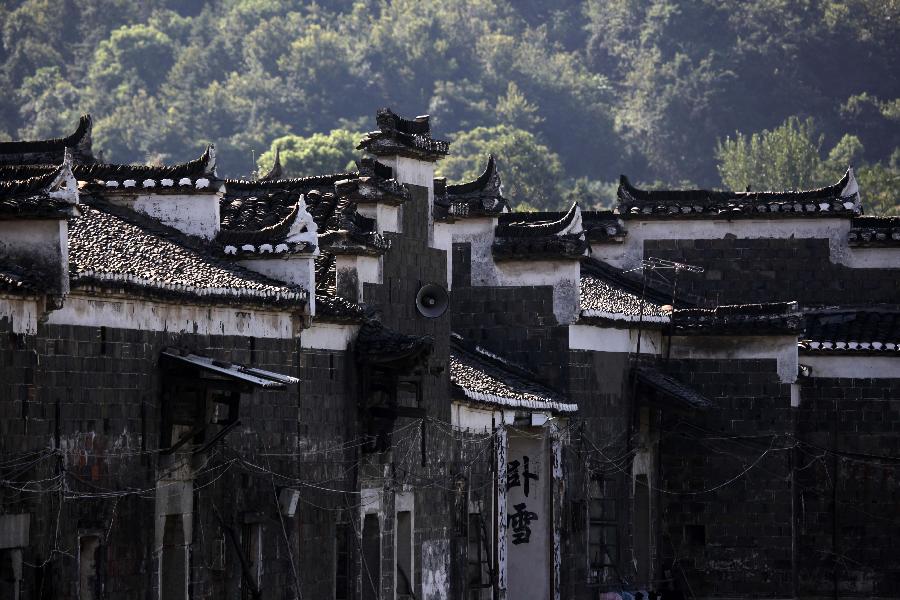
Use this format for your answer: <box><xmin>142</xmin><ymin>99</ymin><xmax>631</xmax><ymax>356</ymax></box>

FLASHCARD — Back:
<box><xmin>455</xmin><ymin>386</ymin><xmax>578</xmax><ymax>414</ymax></box>
<box><xmin>0</xmin><ymin>296</ymin><xmax>42</xmax><ymax>335</ymax></box>
<box><xmin>46</xmin><ymin>293</ymin><xmax>302</xmax><ymax>338</ymax></box>
<box><xmin>568</xmin><ymin>323</ymin><xmax>664</xmax><ymax>355</ymax></box>
<box><xmin>593</xmin><ymin>218</ymin><xmax>900</xmax><ymax>271</ymax></box>
<box><xmin>802</xmin><ymin>355</ymin><xmax>900</xmax><ymax>379</ymax></box>
<box><xmin>669</xmin><ymin>334</ymin><xmax>799</xmax><ymax>384</ymax></box>
<box><xmin>580</xmin><ymin>309</ymin><xmax>670</xmax><ymax>323</ymax></box>
<box><xmin>299</xmin><ymin>322</ymin><xmax>359</xmax><ymax>350</ymax></box>
<box><xmin>433</xmin><ymin>217</ymin><xmax>497</xmax><ymax>290</ymax></box>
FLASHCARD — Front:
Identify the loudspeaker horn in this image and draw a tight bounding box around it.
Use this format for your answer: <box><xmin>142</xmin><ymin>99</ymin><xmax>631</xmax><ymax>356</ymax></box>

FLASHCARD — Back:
<box><xmin>415</xmin><ymin>283</ymin><xmax>449</xmax><ymax>318</ymax></box>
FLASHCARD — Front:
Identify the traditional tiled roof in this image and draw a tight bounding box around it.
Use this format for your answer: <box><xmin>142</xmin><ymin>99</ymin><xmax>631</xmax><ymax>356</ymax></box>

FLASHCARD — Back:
<box><xmin>68</xmin><ymin>197</ymin><xmax>307</xmax><ymax>308</ymax></box>
<box><xmin>0</xmin><ymin>163</ymin><xmax>80</xmax><ymax>219</ymax></box>
<box><xmin>0</xmin><ymin>146</ymin><xmax>218</xmax><ymax>194</ymax></box>
<box><xmin>316</xmin><ymin>194</ymin><xmax>388</xmax><ymax>255</ymax></box>
<box><xmin>258</xmin><ymin>148</ymin><xmax>283</xmax><ymax>181</ymax></box>
<box><xmin>618</xmin><ymin>168</ymin><xmax>861</xmax><ymax>219</ymax></box>
<box><xmin>312</xmin><ymin>254</ymin><xmax>365</xmax><ymax>322</ymax></box>
<box><xmin>0</xmin><ymin>259</ymin><xmax>45</xmax><ymax>296</ymax></box>
<box><xmin>218</xmin><ymin>196</ymin><xmax>319</xmax><ymax>257</ymax></box>
<box><xmin>450</xmin><ymin>334</ymin><xmax>577</xmax><ymax>413</ymax></box>
<box><xmin>493</xmin><ymin>203</ymin><xmax>588</xmax><ymax>260</ymax></box>
<box><xmin>355</xmin><ymin>319</ymin><xmax>434</xmax><ymax>368</ymax></box>
<box><xmin>220</xmin><ymin>172</ymin><xmax>356</xmax><ymax>231</ymax></box>
<box><xmin>582</xmin><ymin>211</ymin><xmax>626</xmax><ymax>244</ymax></box>
<box><xmin>357</xmin><ymin>108</ymin><xmax>449</xmax><ymax>161</ymax></box>
<box><xmin>76</xmin><ymin>145</ymin><xmax>218</xmax><ymax>193</ymax></box>
<box><xmin>579</xmin><ymin>259</ymin><xmax>673</xmax><ymax>325</ymax></box>
<box><xmin>0</xmin><ymin>114</ymin><xmax>95</xmax><ymax>166</ymax></box>
<box><xmin>434</xmin><ymin>155</ymin><xmax>508</xmax><ymax>221</ymax></box>
<box><xmin>335</xmin><ymin>159</ymin><xmax>409</xmax><ymax>206</ymax></box>
<box><xmin>848</xmin><ymin>216</ymin><xmax>900</xmax><ymax>247</ymax></box>
<box><xmin>673</xmin><ymin>301</ymin><xmax>803</xmax><ymax>334</ymax></box>
<box><xmin>800</xmin><ymin>309</ymin><xmax>900</xmax><ymax>353</ymax></box>
<box><xmin>633</xmin><ymin>367</ymin><xmax>712</xmax><ymax>411</ymax></box>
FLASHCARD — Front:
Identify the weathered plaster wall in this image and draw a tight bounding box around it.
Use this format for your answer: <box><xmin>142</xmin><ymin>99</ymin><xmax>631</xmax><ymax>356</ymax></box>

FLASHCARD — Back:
<box><xmin>46</xmin><ymin>294</ymin><xmax>300</xmax><ymax>339</ymax></box>
<box><xmin>0</xmin><ymin>219</ymin><xmax>68</xmax><ymax>294</ymax></box>
<box><xmin>111</xmin><ymin>192</ymin><xmax>221</xmax><ymax>240</ymax></box>
<box><xmin>596</xmin><ymin>218</ymin><xmax>900</xmax><ymax>271</ymax></box>
<box><xmin>434</xmin><ymin>218</ymin><xmax>496</xmax><ymax>290</ymax></box>
<box><xmin>237</xmin><ymin>255</ymin><xmax>315</xmax><ymax>313</ymax></box>
<box><xmin>0</xmin><ymin>297</ymin><xmax>42</xmax><ymax>334</ymax></box>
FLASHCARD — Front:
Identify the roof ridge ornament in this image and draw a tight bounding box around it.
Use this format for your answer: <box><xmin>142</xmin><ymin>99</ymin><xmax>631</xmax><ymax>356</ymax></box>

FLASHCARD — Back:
<box><xmin>259</xmin><ymin>147</ymin><xmax>283</xmax><ymax>181</ymax></box>
<box><xmin>840</xmin><ymin>166</ymin><xmax>859</xmax><ymax>200</ymax></box>
<box><xmin>45</xmin><ymin>151</ymin><xmax>79</xmax><ymax>205</ymax></box>
<box><xmin>284</xmin><ymin>194</ymin><xmax>319</xmax><ymax>250</ymax></box>
<box><xmin>203</xmin><ymin>144</ymin><xmax>217</xmax><ymax>177</ymax></box>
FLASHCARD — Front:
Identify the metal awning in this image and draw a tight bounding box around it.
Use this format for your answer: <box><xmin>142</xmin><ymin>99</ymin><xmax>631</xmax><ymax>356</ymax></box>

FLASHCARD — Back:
<box><xmin>633</xmin><ymin>366</ymin><xmax>712</xmax><ymax>411</ymax></box>
<box><xmin>160</xmin><ymin>347</ymin><xmax>299</xmax><ymax>389</ymax></box>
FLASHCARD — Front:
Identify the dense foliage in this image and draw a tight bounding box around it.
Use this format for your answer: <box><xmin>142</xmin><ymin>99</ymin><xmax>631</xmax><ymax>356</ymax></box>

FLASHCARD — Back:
<box><xmin>1</xmin><ymin>0</ymin><xmax>898</xmax><ymax>213</ymax></box>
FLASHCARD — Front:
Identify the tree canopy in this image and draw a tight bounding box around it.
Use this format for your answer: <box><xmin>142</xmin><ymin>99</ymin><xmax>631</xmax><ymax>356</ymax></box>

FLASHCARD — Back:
<box><xmin>1</xmin><ymin>0</ymin><xmax>897</xmax><ymax>213</ymax></box>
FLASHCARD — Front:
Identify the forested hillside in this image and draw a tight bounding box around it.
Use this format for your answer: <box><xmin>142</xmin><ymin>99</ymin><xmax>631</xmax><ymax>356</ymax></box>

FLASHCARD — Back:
<box><xmin>1</xmin><ymin>0</ymin><xmax>898</xmax><ymax>213</ymax></box>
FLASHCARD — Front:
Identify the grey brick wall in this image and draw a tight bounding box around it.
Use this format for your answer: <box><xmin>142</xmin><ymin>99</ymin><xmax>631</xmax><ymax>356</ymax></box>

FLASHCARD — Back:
<box><xmin>795</xmin><ymin>376</ymin><xmax>900</xmax><ymax>597</ymax></box>
<box><xmin>643</xmin><ymin>237</ymin><xmax>900</xmax><ymax>305</ymax></box>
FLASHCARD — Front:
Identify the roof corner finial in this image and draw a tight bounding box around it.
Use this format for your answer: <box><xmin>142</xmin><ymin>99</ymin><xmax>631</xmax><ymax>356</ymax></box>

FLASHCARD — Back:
<box><xmin>285</xmin><ymin>194</ymin><xmax>319</xmax><ymax>247</ymax></box>
<box><xmin>48</xmin><ymin>150</ymin><xmax>79</xmax><ymax>205</ymax></box>
<box><xmin>840</xmin><ymin>164</ymin><xmax>859</xmax><ymax>199</ymax></box>
<box><xmin>259</xmin><ymin>147</ymin><xmax>283</xmax><ymax>181</ymax></box>
<box><xmin>204</xmin><ymin>144</ymin><xmax>217</xmax><ymax>177</ymax></box>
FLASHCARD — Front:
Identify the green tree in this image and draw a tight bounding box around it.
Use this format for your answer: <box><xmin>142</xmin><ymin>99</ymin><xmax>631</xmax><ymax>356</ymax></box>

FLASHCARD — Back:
<box><xmin>439</xmin><ymin>125</ymin><xmax>564</xmax><ymax>211</ymax></box>
<box><xmin>16</xmin><ymin>66</ymin><xmax>82</xmax><ymax>140</ymax></box>
<box><xmin>495</xmin><ymin>81</ymin><xmax>543</xmax><ymax>130</ymax></box>
<box><xmin>258</xmin><ymin>129</ymin><xmax>361</xmax><ymax>178</ymax></box>
<box><xmin>87</xmin><ymin>24</ymin><xmax>176</xmax><ymax>113</ymax></box>
<box><xmin>716</xmin><ymin>116</ymin><xmax>898</xmax><ymax>215</ymax></box>
<box><xmin>716</xmin><ymin>117</ymin><xmax>825</xmax><ymax>191</ymax></box>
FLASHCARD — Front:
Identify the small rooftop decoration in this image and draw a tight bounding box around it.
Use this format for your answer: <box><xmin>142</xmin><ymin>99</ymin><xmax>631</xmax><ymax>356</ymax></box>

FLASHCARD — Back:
<box><xmin>357</xmin><ymin>108</ymin><xmax>450</xmax><ymax>161</ymax></box>
<box><xmin>434</xmin><ymin>154</ymin><xmax>509</xmax><ymax>221</ymax></box>
<box><xmin>492</xmin><ymin>202</ymin><xmax>588</xmax><ymax>260</ymax></box>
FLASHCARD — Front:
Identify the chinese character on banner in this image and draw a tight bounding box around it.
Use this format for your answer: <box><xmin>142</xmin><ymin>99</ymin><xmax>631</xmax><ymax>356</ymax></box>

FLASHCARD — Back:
<box><xmin>506</xmin><ymin>456</ymin><xmax>539</xmax><ymax>497</ymax></box>
<box><xmin>508</xmin><ymin>503</ymin><xmax>539</xmax><ymax>545</ymax></box>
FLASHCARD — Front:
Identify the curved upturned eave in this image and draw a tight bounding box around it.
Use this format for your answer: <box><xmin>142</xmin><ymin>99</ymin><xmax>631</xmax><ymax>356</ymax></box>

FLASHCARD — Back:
<box><xmin>618</xmin><ymin>168</ymin><xmax>856</xmax><ymax>205</ymax></box>
<box><xmin>446</xmin><ymin>154</ymin><xmax>497</xmax><ymax>195</ymax></box>
<box><xmin>0</xmin><ymin>114</ymin><xmax>92</xmax><ymax>156</ymax></box>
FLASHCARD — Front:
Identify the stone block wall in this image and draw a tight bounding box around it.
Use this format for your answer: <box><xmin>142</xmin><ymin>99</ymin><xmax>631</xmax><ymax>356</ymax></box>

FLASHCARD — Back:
<box><xmin>450</xmin><ymin>242</ymin><xmax>569</xmax><ymax>391</ymax></box>
<box><xmin>795</xmin><ymin>376</ymin><xmax>900</xmax><ymax>598</ymax></box>
<box><xmin>658</xmin><ymin>357</ymin><xmax>794</xmax><ymax>598</ymax></box>
<box><xmin>643</xmin><ymin>237</ymin><xmax>900</xmax><ymax>305</ymax></box>
<box><xmin>564</xmin><ymin>350</ymin><xmax>634</xmax><ymax>599</ymax></box>
<box><xmin>0</xmin><ymin>317</ymin><xmax>311</xmax><ymax>600</ymax></box>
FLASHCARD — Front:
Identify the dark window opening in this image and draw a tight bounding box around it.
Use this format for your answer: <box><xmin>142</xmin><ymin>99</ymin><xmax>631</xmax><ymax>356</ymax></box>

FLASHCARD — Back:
<box><xmin>361</xmin><ymin>514</ymin><xmax>380</xmax><ymax>600</ymax></box>
<box><xmin>396</xmin><ymin>511</ymin><xmax>414</xmax><ymax>599</ymax></box>
<box><xmin>466</xmin><ymin>512</ymin><xmax>492</xmax><ymax>599</ymax></box>
<box><xmin>161</xmin><ymin>515</ymin><xmax>187</xmax><ymax>600</ymax></box>
<box><xmin>588</xmin><ymin>475</ymin><xmax>619</xmax><ymax>585</ymax></box>
<box><xmin>335</xmin><ymin>523</ymin><xmax>351</xmax><ymax>600</ymax></box>
<box><xmin>633</xmin><ymin>474</ymin><xmax>651</xmax><ymax>586</ymax></box>
<box><xmin>78</xmin><ymin>535</ymin><xmax>101</xmax><ymax>600</ymax></box>
<box><xmin>684</xmin><ymin>524</ymin><xmax>706</xmax><ymax>546</ymax></box>
<box><xmin>241</xmin><ymin>523</ymin><xmax>262</xmax><ymax>600</ymax></box>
